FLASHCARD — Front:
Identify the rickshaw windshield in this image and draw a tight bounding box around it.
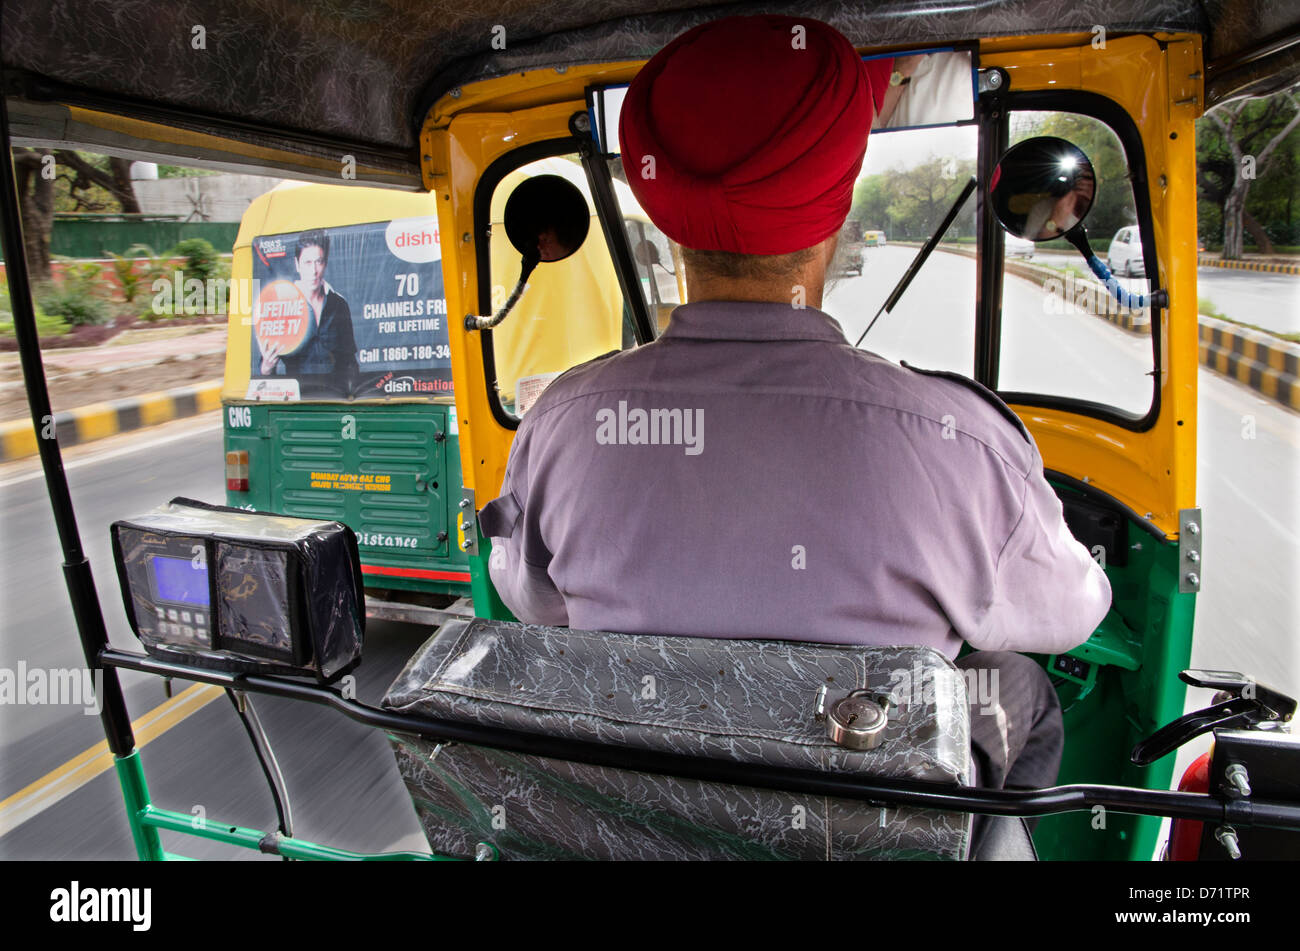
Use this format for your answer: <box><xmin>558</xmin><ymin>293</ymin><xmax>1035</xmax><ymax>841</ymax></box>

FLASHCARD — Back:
<box><xmin>594</xmin><ymin>102</ymin><xmax>1155</xmax><ymax>420</ymax></box>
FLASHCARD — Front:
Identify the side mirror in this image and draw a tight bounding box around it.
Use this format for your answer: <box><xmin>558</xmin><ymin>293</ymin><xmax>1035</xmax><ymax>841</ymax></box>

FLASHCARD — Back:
<box><xmin>503</xmin><ymin>174</ymin><xmax>590</xmax><ymax>265</ymax></box>
<box><xmin>990</xmin><ymin>136</ymin><xmax>1096</xmax><ymax>242</ymax></box>
<box><xmin>991</xmin><ymin>136</ymin><xmax>1161</xmax><ymax>312</ymax></box>
<box><xmin>467</xmin><ymin>174</ymin><xmax>590</xmax><ymax>330</ymax></box>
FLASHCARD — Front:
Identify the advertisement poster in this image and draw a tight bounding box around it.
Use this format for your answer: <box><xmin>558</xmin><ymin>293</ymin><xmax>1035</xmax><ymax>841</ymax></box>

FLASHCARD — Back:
<box><xmin>247</xmin><ymin>217</ymin><xmax>451</xmax><ymax>400</ymax></box>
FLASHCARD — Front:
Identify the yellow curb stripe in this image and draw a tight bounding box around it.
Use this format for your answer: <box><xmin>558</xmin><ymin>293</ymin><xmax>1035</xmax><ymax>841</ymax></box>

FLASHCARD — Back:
<box><xmin>0</xmin><ymin>683</ymin><xmax>223</xmax><ymax>838</ymax></box>
<box><xmin>195</xmin><ymin>384</ymin><xmax>222</xmax><ymax>414</ymax></box>
<box><xmin>1260</xmin><ymin>373</ymin><xmax>1279</xmax><ymax>400</ymax></box>
<box><xmin>1</xmin><ymin>423</ymin><xmax>38</xmax><ymax>461</ymax></box>
<box><xmin>138</xmin><ymin>393</ymin><xmax>176</xmax><ymax>427</ymax></box>
<box><xmin>72</xmin><ymin>404</ymin><xmax>120</xmax><ymax>442</ymax></box>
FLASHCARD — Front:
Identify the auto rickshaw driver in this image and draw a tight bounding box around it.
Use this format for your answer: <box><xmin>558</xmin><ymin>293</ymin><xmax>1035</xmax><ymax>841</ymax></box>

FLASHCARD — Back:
<box><xmin>479</xmin><ymin>15</ymin><xmax>1112</xmax><ymax>806</ymax></box>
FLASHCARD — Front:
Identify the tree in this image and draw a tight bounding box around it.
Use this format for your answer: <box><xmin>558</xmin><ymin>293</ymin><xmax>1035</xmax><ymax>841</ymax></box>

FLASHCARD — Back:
<box><xmin>1200</xmin><ymin>87</ymin><xmax>1300</xmax><ymax>258</ymax></box>
<box><xmin>10</xmin><ymin>150</ymin><xmax>140</xmax><ymax>280</ymax></box>
<box><xmin>53</xmin><ymin>153</ymin><xmax>141</xmax><ymax>214</ymax></box>
<box><xmin>850</xmin><ymin>174</ymin><xmax>891</xmax><ymax>235</ymax></box>
<box><xmin>884</xmin><ymin>157</ymin><xmax>976</xmax><ymax>239</ymax></box>
<box><xmin>12</xmin><ymin>149</ymin><xmax>57</xmax><ymax>280</ymax></box>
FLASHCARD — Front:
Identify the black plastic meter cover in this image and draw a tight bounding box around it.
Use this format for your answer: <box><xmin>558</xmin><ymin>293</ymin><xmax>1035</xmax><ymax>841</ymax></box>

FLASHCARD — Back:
<box><xmin>110</xmin><ymin>497</ymin><xmax>365</xmax><ymax>682</ymax></box>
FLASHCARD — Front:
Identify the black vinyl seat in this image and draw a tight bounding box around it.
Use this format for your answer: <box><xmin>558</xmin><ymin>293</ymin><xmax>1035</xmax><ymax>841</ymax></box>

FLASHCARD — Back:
<box><xmin>383</xmin><ymin>617</ymin><xmax>980</xmax><ymax>860</ymax></box>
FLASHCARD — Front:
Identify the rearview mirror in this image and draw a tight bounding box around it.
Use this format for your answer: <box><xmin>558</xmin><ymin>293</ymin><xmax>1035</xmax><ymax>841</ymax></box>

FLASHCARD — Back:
<box><xmin>867</xmin><ymin>49</ymin><xmax>975</xmax><ymax>131</ymax></box>
<box><xmin>588</xmin><ymin>48</ymin><xmax>975</xmax><ymax>154</ymax></box>
<box><xmin>990</xmin><ymin>136</ymin><xmax>1096</xmax><ymax>241</ymax></box>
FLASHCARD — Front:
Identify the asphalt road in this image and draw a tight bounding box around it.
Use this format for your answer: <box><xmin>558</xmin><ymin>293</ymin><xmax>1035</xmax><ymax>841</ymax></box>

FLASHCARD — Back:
<box><xmin>1195</xmin><ymin>267</ymin><xmax>1300</xmax><ymax>335</ymax></box>
<box><xmin>0</xmin><ymin>246</ymin><xmax>1295</xmax><ymax>859</ymax></box>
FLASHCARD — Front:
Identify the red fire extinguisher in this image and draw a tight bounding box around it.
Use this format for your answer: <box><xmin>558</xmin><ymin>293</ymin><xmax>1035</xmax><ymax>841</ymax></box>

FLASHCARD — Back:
<box><xmin>1168</xmin><ymin>749</ymin><xmax>1212</xmax><ymax>861</ymax></box>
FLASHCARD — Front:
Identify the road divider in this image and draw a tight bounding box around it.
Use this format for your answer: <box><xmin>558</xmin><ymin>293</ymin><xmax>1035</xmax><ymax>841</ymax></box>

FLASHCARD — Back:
<box><xmin>921</xmin><ymin>244</ymin><xmax>1299</xmax><ymax>412</ymax></box>
<box><xmin>0</xmin><ymin>381</ymin><xmax>222</xmax><ymax>462</ymax></box>
<box><xmin>1198</xmin><ymin>255</ymin><xmax>1300</xmax><ymax>275</ymax></box>
<box><xmin>1199</xmin><ymin>316</ymin><xmax>1300</xmax><ymax>411</ymax></box>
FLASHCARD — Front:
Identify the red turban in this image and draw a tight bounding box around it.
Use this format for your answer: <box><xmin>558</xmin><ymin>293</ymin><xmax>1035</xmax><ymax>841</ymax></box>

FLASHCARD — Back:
<box><xmin>619</xmin><ymin>16</ymin><xmax>884</xmax><ymax>255</ymax></box>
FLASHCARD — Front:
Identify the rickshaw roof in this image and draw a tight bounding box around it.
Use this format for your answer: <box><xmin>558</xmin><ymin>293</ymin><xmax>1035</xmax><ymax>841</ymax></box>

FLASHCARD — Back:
<box><xmin>3</xmin><ymin>0</ymin><xmax>1298</xmax><ymax>186</ymax></box>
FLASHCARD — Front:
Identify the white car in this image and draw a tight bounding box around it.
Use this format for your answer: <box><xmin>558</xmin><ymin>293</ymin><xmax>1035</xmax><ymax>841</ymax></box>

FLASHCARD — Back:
<box><xmin>1005</xmin><ymin>234</ymin><xmax>1035</xmax><ymax>260</ymax></box>
<box><xmin>1106</xmin><ymin>226</ymin><xmax>1144</xmax><ymax>276</ymax></box>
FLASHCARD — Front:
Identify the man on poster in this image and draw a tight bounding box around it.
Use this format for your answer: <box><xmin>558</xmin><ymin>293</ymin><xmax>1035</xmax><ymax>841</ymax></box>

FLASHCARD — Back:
<box><xmin>254</xmin><ymin>230</ymin><xmax>359</xmax><ymax>397</ymax></box>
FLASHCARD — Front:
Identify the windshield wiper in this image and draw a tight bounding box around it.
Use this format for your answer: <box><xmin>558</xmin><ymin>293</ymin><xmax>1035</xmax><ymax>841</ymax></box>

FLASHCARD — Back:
<box><xmin>855</xmin><ymin>176</ymin><xmax>977</xmax><ymax>347</ymax></box>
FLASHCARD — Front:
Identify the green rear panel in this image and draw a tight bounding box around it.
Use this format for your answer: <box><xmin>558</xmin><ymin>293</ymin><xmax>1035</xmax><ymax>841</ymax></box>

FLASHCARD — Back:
<box><xmin>223</xmin><ymin>400</ymin><xmax>472</xmax><ymax>596</ymax></box>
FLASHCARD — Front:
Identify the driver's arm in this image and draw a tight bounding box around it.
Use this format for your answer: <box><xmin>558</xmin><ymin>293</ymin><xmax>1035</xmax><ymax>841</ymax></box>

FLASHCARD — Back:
<box><xmin>478</xmin><ymin>421</ymin><xmax>569</xmax><ymax>626</ymax></box>
<box><xmin>967</xmin><ymin>444</ymin><xmax>1113</xmax><ymax>654</ymax></box>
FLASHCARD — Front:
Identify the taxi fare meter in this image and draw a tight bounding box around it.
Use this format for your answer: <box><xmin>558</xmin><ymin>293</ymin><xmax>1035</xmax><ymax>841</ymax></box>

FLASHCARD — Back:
<box><xmin>111</xmin><ymin>498</ymin><xmax>364</xmax><ymax>682</ymax></box>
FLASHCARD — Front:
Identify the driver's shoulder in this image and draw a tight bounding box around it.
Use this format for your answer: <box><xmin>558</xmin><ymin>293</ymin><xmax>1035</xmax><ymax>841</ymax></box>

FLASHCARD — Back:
<box><xmin>837</xmin><ymin>352</ymin><xmax>1036</xmax><ymax>476</ymax></box>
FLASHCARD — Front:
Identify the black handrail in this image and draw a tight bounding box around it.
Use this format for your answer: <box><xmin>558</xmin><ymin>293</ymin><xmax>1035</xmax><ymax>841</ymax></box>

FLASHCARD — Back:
<box><xmin>100</xmin><ymin>646</ymin><xmax>1300</xmax><ymax>832</ymax></box>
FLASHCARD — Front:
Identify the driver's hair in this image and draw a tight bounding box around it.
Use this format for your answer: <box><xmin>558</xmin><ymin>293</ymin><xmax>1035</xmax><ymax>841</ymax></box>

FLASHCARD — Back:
<box><xmin>681</xmin><ymin>246</ymin><xmax>816</xmax><ymax>281</ymax></box>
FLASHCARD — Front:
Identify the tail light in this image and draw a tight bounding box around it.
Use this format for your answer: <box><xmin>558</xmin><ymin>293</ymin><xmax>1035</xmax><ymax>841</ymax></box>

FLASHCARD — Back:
<box><xmin>226</xmin><ymin>450</ymin><xmax>249</xmax><ymax>492</ymax></box>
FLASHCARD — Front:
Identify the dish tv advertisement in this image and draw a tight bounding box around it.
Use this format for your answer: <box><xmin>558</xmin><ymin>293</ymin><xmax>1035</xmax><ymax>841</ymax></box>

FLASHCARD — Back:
<box><xmin>247</xmin><ymin>217</ymin><xmax>451</xmax><ymax>401</ymax></box>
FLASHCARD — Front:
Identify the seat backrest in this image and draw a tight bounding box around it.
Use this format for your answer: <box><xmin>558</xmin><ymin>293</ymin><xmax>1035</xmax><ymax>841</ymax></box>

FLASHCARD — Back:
<box><xmin>383</xmin><ymin>618</ymin><xmax>972</xmax><ymax>860</ymax></box>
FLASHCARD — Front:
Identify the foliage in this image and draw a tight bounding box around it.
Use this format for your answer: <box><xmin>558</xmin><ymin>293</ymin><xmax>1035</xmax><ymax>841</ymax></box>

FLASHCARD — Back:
<box><xmin>0</xmin><ymin>276</ymin><xmax>67</xmax><ymax>337</ymax></box>
<box><xmin>1197</xmin><ymin>296</ymin><xmax>1226</xmax><ymax>321</ymax></box>
<box><xmin>108</xmin><ymin>248</ymin><xmax>146</xmax><ymax>304</ymax></box>
<box><xmin>849</xmin><ymin>157</ymin><xmax>977</xmax><ymax>241</ymax></box>
<box><xmin>0</xmin><ymin>299</ymin><xmax>70</xmax><ymax>339</ymax></box>
<box><xmin>156</xmin><ymin>165</ymin><xmax>221</xmax><ymax>178</ymax></box>
<box><xmin>33</xmin><ymin>263</ymin><xmax>112</xmax><ymax>326</ymax></box>
<box><xmin>167</xmin><ymin>237</ymin><xmax>223</xmax><ymax>284</ymax></box>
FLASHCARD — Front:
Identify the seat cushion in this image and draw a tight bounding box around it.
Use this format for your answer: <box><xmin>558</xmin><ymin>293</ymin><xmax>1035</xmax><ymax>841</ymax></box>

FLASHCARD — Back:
<box><xmin>383</xmin><ymin>618</ymin><xmax>973</xmax><ymax>860</ymax></box>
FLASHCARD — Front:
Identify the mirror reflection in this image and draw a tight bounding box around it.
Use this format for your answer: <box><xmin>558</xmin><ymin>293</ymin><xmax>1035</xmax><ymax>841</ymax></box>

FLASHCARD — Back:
<box><xmin>868</xmin><ymin>50</ymin><xmax>975</xmax><ymax>131</ymax></box>
<box><xmin>503</xmin><ymin>174</ymin><xmax>591</xmax><ymax>264</ymax></box>
<box><xmin>990</xmin><ymin>136</ymin><xmax>1097</xmax><ymax>241</ymax></box>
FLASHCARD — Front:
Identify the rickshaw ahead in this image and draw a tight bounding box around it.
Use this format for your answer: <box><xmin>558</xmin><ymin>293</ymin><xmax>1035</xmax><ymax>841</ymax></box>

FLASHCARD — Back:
<box><xmin>2</xmin><ymin>0</ymin><xmax>1299</xmax><ymax>864</ymax></box>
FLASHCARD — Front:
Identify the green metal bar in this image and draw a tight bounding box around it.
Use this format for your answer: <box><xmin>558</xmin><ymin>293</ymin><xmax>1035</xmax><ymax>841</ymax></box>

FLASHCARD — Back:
<box><xmin>469</xmin><ymin>536</ymin><xmax>516</xmax><ymax>621</ymax></box>
<box><xmin>137</xmin><ymin>806</ymin><xmax>452</xmax><ymax>860</ymax></box>
<box><xmin>113</xmin><ymin>752</ymin><xmax>166</xmax><ymax>861</ymax></box>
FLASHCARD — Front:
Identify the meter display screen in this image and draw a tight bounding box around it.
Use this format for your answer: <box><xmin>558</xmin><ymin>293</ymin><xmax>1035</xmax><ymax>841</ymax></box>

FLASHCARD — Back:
<box><xmin>150</xmin><ymin>555</ymin><xmax>210</xmax><ymax>607</ymax></box>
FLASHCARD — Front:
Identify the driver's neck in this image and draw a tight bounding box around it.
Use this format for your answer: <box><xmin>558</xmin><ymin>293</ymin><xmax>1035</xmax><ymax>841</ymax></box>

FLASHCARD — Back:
<box><xmin>685</xmin><ymin>268</ymin><xmax>828</xmax><ymax>310</ymax></box>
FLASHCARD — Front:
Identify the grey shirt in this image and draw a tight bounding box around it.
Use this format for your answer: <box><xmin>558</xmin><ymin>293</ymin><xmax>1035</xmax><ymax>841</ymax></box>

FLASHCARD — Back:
<box><xmin>480</xmin><ymin>301</ymin><xmax>1111</xmax><ymax>659</ymax></box>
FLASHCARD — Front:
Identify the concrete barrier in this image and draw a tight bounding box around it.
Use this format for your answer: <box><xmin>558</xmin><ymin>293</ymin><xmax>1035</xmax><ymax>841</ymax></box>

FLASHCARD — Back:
<box><xmin>0</xmin><ymin>381</ymin><xmax>222</xmax><ymax>462</ymax></box>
